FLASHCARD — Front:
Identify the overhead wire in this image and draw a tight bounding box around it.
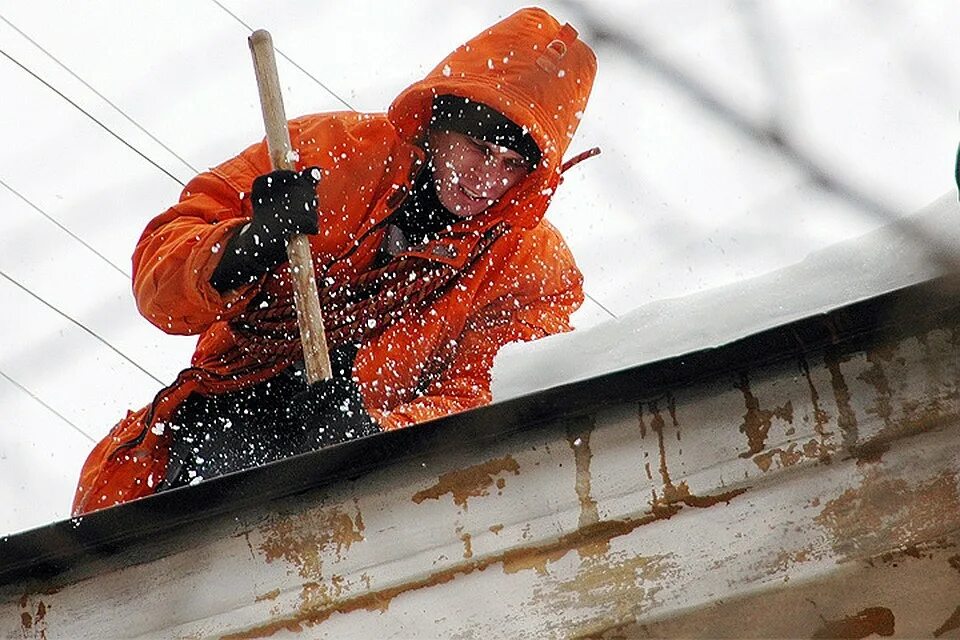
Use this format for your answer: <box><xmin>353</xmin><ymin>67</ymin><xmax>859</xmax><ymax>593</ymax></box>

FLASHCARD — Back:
<box><xmin>0</xmin><ymin>270</ymin><xmax>165</xmax><ymax>386</ymax></box>
<box><xmin>0</xmin><ymin>46</ymin><xmax>185</xmax><ymax>188</ymax></box>
<box><xmin>0</xmin><ymin>369</ymin><xmax>94</xmax><ymax>443</ymax></box>
<box><xmin>0</xmin><ymin>16</ymin><xmax>176</xmax><ymax>419</ymax></box>
<box><xmin>0</xmin><ymin>177</ymin><xmax>130</xmax><ymax>280</ymax></box>
<box><xmin>208</xmin><ymin>0</ymin><xmax>357</xmax><ymax>112</ymax></box>
<box><xmin>0</xmin><ymin>35</ymin><xmax>167</xmax><ymax>439</ymax></box>
<box><xmin>0</xmin><ymin>14</ymin><xmax>199</xmax><ymax>178</ymax></box>
<box><xmin>1</xmin><ymin>2</ymin><xmax>618</xmax><ymax>441</ymax></box>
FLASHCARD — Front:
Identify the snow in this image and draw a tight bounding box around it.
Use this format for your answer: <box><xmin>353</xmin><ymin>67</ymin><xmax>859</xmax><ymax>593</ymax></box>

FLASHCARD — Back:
<box><xmin>1</xmin><ymin>1</ymin><xmax>959</xmax><ymax>534</ymax></box>
<box><xmin>493</xmin><ymin>193</ymin><xmax>960</xmax><ymax>400</ymax></box>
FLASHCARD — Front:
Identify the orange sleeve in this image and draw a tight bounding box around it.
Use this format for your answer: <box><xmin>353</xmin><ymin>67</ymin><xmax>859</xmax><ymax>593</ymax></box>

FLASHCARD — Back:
<box><xmin>372</xmin><ymin>224</ymin><xmax>584</xmax><ymax>430</ymax></box>
<box><xmin>131</xmin><ymin>112</ymin><xmax>406</xmax><ymax>336</ymax></box>
<box><xmin>132</xmin><ymin>141</ymin><xmax>272</xmax><ymax>335</ymax></box>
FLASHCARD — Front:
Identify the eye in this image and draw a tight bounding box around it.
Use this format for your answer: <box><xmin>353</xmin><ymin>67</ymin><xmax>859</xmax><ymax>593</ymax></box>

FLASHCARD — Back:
<box><xmin>468</xmin><ymin>138</ymin><xmax>489</xmax><ymax>153</ymax></box>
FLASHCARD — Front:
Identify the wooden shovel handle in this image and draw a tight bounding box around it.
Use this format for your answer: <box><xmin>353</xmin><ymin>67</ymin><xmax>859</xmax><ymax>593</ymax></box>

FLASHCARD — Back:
<box><xmin>248</xmin><ymin>29</ymin><xmax>331</xmax><ymax>382</ymax></box>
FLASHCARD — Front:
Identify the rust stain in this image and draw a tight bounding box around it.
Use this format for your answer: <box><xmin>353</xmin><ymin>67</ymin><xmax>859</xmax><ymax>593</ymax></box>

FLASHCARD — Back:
<box><xmin>411</xmin><ymin>455</ymin><xmax>520</xmax><ymax>509</ymax></box>
<box><xmin>655</xmin><ymin>482</ymin><xmax>748</xmax><ymax>510</ymax></box>
<box><xmin>799</xmin><ymin>356</ymin><xmax>832</xmax><ymax>437</ymax></box>
<box><xmin>243</xmin><ymin>530</ymin><xmax>257</xmax><ymax>561</ymax></box>
<box><xmin>811</xmin><ymin>606</ymin><xmax>895</xmax><ymax>639</ymax></box>
<box><xmin>502</xmin><ymin>542</ymin><xmax>570</xmax><ymax>576</ymax></box>
<box><xmin>858</xmin><ymin>350</ymin><xmax>895</xmax><ymax>427</ymax></box>
<box><xmin>567</xmin><ymin>416</ymin><xmax>600</xmax><ymax>534</ymax></box>
<box><xmin>229</xmin><ymin>399</ymin><xmax>759</xmax><ymax>639</ymax></box>
<box><xmin>844</xmin><ymin>342</ymin><xmax>960</xmax><ymax>463</ymax></box>
<box><xmin>637</xmin><ymin>403</ymin><xmax>647</xmax><ymax>439</ymax></box>
<box><xmin>815</xmin><ymin>470</ymin><xmax>960</xmax><ymax>559</ymax></box>
<box><xmin>36</xmin><ymin>603</ymin><xmax>48</xmax><ymax>640</ymax></box>
<box><xmin>256</xmin><ymin>504</ymin><xmax>365</xmax><ymax>617</ymax></box>
<box><xmin>667</xmin><ymin>395</ymin><xmax>681</xmax><ymax>442</ymax></box>
<box><xmin>539</xmin><ymin>552</ymin><xmax>674</xmax><ymax>637</ymax></box>
<box><xmin>460</xmin><ymin>531</ymin><xmax>473</xmax><ymax>559</ymax></box>
<box><xmin>825</xmin><ymin>353</ymin><xmax>859</xmax><ymax>452</ymax></box>
<box><xmin>650</xmin><ymin>399</ymin><xmax>747</xmax><ymax>509</ymax></box>
<box><xmin>255</xmin><ymin>589</ymin><xmax>281</xmax><ymax>603</ymax></box>
<box><xmin>258</xmin><ymin>506</ymin><xmax>365</xmax><ymax>580</ymax></box>
<box><xmin>851</xmin><ymin>439</ymin><xmax>890</xmax><ymax>466</ymax></box>
<box><xmin>489</xmin><ymin>524</ymin><xmax>504</xmax><ymax>535</ymax></box>
<box><xmin>847</xmin><ymin>398</ymin><xmax>960</xmax><ymax>465</ymax></box>
<box><xmin>18</xmin><ymin>596</ymin><xmax>48</xmax><ymax>640</ymax></box>
<box><xmin>877</xmin><ymin>540</ymin><xmax>949</xmax><ymax>565</ymax></box>
<box><xmin>500</xmin><ymin>511</ymin><xmax>683</xmax><ymax>575</ymax></box>
<box><xmin>650</xmin><ymin>401</ymin><xmax>673</xmax><ymax>489</ymax></box>
<box><xmin>899</xmin><ymin>396</ymin><xmax>960</xmax><ymax>433</ymax></box>
<box><xmin>850</xmin><ymin>348</ymin><xmax>903</xmax><ymax>466</ymax></box>
<box><xmin>499</xmin><ymin>505</ymin><xmax>684</xmax><ymax>576</ymax></box>
<box><xmin>766</xmin><ymin>546</ymin><xmax>814</xmax><ymax>577</ymax></box>
<box><xmin>225</xmin><ymin>495</ymin><xmax>736</xmax><ymax>640</ymax></box>
<box><xmin>934</xmin><ymin>605</ymin><xmax>960</xmax><ymax>637</ymax></box>
<box><xmin>735</xmin><ymin>372</ymin><xmax>794</xmax><ymax>458</ymax></box>
<box><xmin>949</xmin><ymin>554</ymin><xmax>960</xmax><ymax>574</ymax></box>
<box><xmin>753</xmin><ymin>439</ymin><xmax>833</xmax><ymax>472</ymax></box>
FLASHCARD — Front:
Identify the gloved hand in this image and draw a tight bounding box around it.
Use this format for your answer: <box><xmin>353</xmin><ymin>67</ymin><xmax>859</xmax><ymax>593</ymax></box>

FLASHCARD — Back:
<box><xmin>293</xmin><ymin>343</ymin><xmax>382</xmax><ymax>450</ymax></box>
<box><xmin>296</xmin><ymin>377</ymin><xmax>382</xmax><ymax>449</ymax></box>
<box><xmin>210</xmin><ymin>167</ymin><xmax>321</xmax><ymax>292</ymax></box>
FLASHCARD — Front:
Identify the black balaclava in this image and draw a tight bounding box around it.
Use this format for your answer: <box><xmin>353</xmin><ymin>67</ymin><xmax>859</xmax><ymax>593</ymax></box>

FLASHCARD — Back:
<box><xmin>430</xmin><ymin>94</ymin><xmax>542</xmax><ymax>168</ymax></box>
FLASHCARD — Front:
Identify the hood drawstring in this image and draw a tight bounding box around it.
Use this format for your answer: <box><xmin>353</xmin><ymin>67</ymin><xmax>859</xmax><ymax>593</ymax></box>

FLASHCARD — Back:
<box><xmin>558</xmin><ymin>146</ymin><xmax>601</xmax><ymax>187</ymax></box>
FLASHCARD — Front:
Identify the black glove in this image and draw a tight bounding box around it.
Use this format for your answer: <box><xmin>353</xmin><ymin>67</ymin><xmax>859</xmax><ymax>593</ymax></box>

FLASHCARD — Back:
<box><xmin>210</xmin><ymin>167</ymin><xmax>321</xmax><ymax>293</ymax></box>
<box><xmin>293</xmin><ymin>343</ymin><xmax>382</xmax><ymax>450</ymax></box>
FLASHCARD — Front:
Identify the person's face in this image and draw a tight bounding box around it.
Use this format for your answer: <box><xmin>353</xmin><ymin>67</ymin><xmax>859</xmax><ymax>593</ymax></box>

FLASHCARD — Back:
<box><xmin>427</xmin><ymin>129</ymin><xmax>533</xmax><ymax>218</ymax></box>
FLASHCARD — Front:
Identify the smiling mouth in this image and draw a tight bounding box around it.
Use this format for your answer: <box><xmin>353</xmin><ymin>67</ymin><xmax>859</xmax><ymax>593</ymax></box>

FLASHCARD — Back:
<box><xmin>460</xmin><ymin>184</ymin><xmax>484</xmax><ymax>200</ymax></box>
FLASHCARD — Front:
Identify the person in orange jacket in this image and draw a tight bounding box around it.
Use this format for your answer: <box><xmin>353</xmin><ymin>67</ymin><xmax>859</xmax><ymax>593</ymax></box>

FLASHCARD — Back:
<box><xmin>73</xmin><ymin>7</ymin><xmax>597</xmax><ymax>515</ymax></box>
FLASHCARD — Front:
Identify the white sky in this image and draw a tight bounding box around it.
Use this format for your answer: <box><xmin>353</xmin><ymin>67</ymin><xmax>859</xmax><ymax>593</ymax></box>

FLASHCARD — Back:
<box><xmin>1</xmin><ymin>1</ymin><xmax>958</xmax><ymax>535</ymax></box>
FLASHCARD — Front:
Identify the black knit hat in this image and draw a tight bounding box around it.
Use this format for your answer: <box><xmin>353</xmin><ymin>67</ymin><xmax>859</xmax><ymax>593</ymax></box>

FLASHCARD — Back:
<box><xmin>430</xmin><ymin>94</ymin><xmax>542</xmax><ymax>168</ymax></box>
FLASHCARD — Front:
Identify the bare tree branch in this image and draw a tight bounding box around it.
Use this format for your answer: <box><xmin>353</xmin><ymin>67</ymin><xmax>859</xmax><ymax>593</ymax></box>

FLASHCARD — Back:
<box><xmin>559</xmin><ymin>1</ymin><xmax>960</xmax><ymax>273</ymax></box>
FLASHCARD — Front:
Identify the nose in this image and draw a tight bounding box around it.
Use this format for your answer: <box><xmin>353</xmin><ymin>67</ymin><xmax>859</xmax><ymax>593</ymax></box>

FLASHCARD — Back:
<box><xmin>476</xmin><ymin>166</ymin><xmax>503</xmax><ymax>193</ymax></box>
<box><xmin>477</xmin><ymin>153</ymin><xmax>508</xmax><ymax>181</ymax></box>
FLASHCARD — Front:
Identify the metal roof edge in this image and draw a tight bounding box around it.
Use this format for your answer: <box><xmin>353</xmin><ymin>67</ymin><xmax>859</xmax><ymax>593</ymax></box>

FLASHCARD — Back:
<box><xmin>2</xmin><ymin>272</ymin><xmax>959</xmax><ymax>587</ymax></box>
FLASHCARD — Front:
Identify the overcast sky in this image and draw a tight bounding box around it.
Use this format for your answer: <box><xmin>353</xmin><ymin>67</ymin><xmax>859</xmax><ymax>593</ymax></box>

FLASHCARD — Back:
<box><xmin>1</xmin><ymin>1</ymin><xmax>958</xmax><ymax>535</ymax></box>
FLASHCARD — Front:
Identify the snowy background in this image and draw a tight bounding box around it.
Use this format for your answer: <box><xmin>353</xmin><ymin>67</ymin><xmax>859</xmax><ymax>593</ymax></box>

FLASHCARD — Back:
<box><xmin>1</xmin><ymin>1</ymin><xmax>958</xmax><ymax>534</ymax></box>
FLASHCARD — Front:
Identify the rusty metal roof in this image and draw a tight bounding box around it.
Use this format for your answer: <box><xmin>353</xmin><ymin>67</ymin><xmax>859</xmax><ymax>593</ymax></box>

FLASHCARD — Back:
<box><xmin>2</xmin><ymin>274</ymin><xmax>958</xmax><ymax>589</ymax></box>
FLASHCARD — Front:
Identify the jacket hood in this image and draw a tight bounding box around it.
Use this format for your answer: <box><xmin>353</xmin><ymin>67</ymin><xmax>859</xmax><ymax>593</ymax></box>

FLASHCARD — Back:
<box><xmin>389</xmin><ymin>7</ymin><xmax>597</xmax><ymax>230</ymax></box>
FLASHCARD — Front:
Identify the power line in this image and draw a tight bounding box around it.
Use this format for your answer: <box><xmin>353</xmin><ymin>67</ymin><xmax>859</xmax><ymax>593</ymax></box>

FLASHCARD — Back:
<box><xmin>585</xmin><ymin>293</ymin><xmax>618</xmax><ymax>320</ymax></box>
<box><xmin>0</xmin><ymin>46</ymin><xmax>185</xmax><ymax>188</ymax></box>
<box><xmin>0</xmin><ymin>368</ymin><xmax>94</xmax><ymax>443</ymax></box>
<box><xmin>0</xmin><ymin>14</ymin><xmax>199</xmax><ymax>177</ymax></box>
<box><xmin>0</xmin><ymin>269</ymin><xmax>164</xmax><ymax>385</ymax></box>
<box><xmin>4</xmin><ymin>8</ymin><xmax>618</xmax><ymax>368</ymax></box>
<box><xmin>0</xmin><ymin>176</ymin><xmax>130</xmax><ymax>280</ymax></box>
<box><xmin>208</xmin><ymin>0</ymin><xmax>357</xmax><ymax>112</ymax></box>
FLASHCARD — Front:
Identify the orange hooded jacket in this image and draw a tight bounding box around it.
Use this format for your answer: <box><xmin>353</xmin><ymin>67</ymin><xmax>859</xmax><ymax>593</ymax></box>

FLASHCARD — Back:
<box><xmin>73</xmin><ymin>7</ymin><xmax>597</xmax><ymax>515</ymax></box>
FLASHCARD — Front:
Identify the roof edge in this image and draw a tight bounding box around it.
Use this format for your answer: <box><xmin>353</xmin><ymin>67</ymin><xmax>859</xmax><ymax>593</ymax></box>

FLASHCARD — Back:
<box><xmin>2</xmin><ymin>273</ymin><xmax>959</xmax><ymax>586</ymax></box>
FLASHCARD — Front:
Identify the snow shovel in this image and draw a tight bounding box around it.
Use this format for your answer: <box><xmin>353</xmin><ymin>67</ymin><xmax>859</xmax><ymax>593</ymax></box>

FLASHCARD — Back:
<box><xmin>248</xmin><ymin>30</ymin><xmax>331</xmax><ymax>382</ymax></box>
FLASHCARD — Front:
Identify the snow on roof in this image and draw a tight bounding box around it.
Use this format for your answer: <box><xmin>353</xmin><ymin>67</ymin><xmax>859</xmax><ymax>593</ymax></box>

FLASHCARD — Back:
<box><xmin>492</xmin><ymin>193</ymin><xmax>960</xmax><ymax>400</ymax></box>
